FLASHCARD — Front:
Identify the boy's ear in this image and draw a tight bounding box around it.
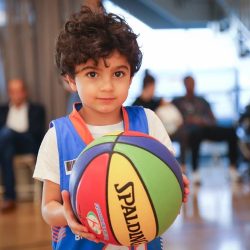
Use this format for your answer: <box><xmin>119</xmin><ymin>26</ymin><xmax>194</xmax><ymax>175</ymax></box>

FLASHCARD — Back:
<box><xmin>66</xmin><ymin>75</ymin><xmax>77</xmax><ymax>92</ymax></box>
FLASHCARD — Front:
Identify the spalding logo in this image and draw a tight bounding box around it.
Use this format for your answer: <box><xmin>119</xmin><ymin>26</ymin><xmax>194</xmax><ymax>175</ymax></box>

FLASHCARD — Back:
<box><xmin>114</xmin><ymin>181</ymin><xmax>147</xmax><ymax>245</ymax></box>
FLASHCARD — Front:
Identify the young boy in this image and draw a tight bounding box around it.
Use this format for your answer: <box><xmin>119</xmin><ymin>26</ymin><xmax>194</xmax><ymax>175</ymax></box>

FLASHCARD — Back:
<box><xmin>33</xmin><ymin>6</ymin><xmax>189</xmax><ymax>250</ymax></box>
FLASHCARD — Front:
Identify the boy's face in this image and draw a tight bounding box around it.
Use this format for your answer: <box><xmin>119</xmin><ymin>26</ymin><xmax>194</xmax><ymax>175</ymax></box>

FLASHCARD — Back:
<box><xmin>68</xmin><ymin>50</ymin><xmax>132</xmax><ymax>123</ymax></box>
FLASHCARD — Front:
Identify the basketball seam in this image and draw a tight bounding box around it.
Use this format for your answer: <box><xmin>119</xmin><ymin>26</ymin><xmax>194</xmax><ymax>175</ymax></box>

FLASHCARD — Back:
<box><xmin>73</xmin><ymin>155</ymin><xmax>98</xmax><ymax>222</ymax></box>
<box><xmin>105</xmin><ymin>135</ymin><xmax>123</xmax><ymax>245</ymax></box>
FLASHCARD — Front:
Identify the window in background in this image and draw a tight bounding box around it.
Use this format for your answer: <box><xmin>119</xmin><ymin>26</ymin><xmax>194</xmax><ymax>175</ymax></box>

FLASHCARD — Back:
<box><xmin>0</xmin><ymin>0</ymin><xmax>6</xmax><ymax>26</ymax></box>
<box><xmin>238</xmin><ymin>59</ymin><xmax>250</xmax><ymax>111</ymax></box>
<box><xmin>106</xmin><ymin>1</ymin><xmax>250</xmax><ymax>120</ymax></box>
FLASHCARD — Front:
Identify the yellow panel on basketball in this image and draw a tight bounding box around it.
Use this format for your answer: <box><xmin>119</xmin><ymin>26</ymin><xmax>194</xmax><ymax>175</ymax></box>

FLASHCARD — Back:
<box><xmin>108</xmin><ymin>153</ymin><xmax>157</xmax><ymax>246</ymax></box>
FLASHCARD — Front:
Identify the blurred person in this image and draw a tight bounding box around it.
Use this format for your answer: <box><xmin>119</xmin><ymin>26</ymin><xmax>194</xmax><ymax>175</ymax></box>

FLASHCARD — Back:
<box><xmin>132</xmin><ymin>70</ymin><xmax>184</xmax><ymax>169</ymax></box>
<box><xmin>172</xmin><ymin>75</ymin><xmax>239</xmax><ymax>184</ymax></box>
<box><xmin>132</xmin><ymin>69</ymin><xmax>163</xmax><ymax>111</ymax></box>
<box><xmin>0</xmin><ymin>79</ymin><xmax>45</xmax><ymax>212</ymax></box>
<box><xmin>237</xmin><ymin>103</ymin><xmax>250</xmax><ymax>163</ymax></box>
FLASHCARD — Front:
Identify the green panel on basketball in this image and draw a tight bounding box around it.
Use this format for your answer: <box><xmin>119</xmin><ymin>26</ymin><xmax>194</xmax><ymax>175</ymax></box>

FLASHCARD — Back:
<box><xmin>113</xmin><ymin>143</ymin><xmax>183</xmax><ymax>236</ymax></box>
<box><xmin>69</xmin><ymin>131</ymin><xmax>184</xmax><ymax>246</ymax></box>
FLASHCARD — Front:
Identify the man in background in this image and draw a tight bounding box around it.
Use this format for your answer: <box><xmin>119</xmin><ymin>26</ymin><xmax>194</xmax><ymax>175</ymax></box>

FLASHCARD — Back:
<box><xmin>0</xmin><ymin>79</ymin><xmax>45</xmax><ymax>212</ymax></box>
<box><xmin>172</xmin><ymin>75</ymin><xmax>239</xmax><ymax>184</ymax></box>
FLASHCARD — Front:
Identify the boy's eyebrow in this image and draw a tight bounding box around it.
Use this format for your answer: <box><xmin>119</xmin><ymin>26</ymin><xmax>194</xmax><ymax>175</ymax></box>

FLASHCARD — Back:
<box><xmin>75</xmin><ymin>66</ymin><xmax>97</xmax><ymax>74</ymax></box>
<box><xmin>115</xmin><ymin>65</ymin><xmax>130</xmax><ymax>71</ymax></box>
<box><xmin>75</xmin><ymin>65</ymin><xmax>130</xmax><ymax>74</ymax></box>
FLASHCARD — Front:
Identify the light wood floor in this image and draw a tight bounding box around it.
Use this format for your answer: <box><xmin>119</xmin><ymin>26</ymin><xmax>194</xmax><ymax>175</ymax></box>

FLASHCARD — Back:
<box><xmin>164</xmin><ymin>163</ymin><xmax>250</xmax><ymax>250</ymax></box>
<box><xmin>0</xmin><ymin>161</ymin><xmax>250</xmax><ymax>250</ymax></box>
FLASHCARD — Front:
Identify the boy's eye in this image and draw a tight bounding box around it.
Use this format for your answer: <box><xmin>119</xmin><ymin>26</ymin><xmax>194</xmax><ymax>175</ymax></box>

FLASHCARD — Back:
<box><xmin>87</xmin><ymin>72</ymin><xmax>98</xmax><ymax>78</ymax></box>
<box><xmin>114</xmin><ymin>71</ymin><xmax>124</xmax><ymax>78</ymax></box>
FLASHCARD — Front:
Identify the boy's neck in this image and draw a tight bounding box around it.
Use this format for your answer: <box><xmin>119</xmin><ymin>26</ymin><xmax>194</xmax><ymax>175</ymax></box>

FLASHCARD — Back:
<box><xmin>79</xmin><ymin>107</ymin><xmax>123</xmax><ymax>126</ymax></box>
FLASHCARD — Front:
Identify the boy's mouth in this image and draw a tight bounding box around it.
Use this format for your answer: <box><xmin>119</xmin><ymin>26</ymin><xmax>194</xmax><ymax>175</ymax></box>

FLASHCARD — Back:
<box><xmin>97</xmin><ymin>97</ymin><xmax>115</xmax><ymax>101</ymax></box>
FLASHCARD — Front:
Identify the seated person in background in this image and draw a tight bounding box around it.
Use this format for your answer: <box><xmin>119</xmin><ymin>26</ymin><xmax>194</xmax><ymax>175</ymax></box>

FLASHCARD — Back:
<box><xmin>237</xmin><ymin>103</ymin><xmax>250</xmax><ymax>162</ymax></box>
<box><xmin>132</xmin><ymin>69</ymin><xmax>163</xmax><ymax>111</ymax></box>
<box><xmin>0</xmin><ymin>79</ymin><xmax>45</xmax><ymax>212</ymax></box>
<box><xmin>172</xmin><ymin>75</ymin><xmax>239</xmax><ymax>183</ymax></box>
<box><xmin>132</xmin><ymin>69</ymin><xmax>184</xmax><ymax>169</ymax></box>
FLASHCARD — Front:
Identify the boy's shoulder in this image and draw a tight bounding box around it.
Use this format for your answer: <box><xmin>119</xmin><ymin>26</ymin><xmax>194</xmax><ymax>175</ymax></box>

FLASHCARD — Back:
<box><xmin>49</xmin><ymin>115</ymin><xmax>69</xmax><ymax>128</ymax></box>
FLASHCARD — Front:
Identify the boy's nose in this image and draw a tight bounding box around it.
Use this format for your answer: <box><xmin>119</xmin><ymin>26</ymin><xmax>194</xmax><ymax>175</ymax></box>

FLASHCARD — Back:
<box><xmin>100</xmin><ymin>78</ymin><xmax>113</xmax><ymax>91</ymax></box>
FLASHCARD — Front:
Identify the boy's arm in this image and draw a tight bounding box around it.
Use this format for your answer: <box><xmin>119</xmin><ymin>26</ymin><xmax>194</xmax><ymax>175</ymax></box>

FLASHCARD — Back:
<box><xmin>42</xmin><ymin>180</ymin><xmax>98</xmax><ymax>242</ymax></box>
<box><xmin>41</xmin><ymin>180</ymin><xmax>66</xmax><ymax>226</ymax></box>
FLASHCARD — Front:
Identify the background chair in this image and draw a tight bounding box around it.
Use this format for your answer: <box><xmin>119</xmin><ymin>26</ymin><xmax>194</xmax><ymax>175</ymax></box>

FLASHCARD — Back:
<box><xmin>0</xmin><ymin>154</ymin><xmax>41</xmax><ymax>202</ymax></box>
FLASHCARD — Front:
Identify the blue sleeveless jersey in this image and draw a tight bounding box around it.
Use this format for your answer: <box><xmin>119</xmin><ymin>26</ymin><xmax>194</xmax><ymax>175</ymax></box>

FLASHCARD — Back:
<box><xmin>51</xmin><ymin>104</ymin><xmax>164</xmax><ymax>250</ymax></box>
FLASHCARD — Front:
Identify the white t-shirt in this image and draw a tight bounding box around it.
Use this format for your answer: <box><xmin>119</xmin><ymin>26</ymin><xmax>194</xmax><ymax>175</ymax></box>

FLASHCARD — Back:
<box><xmin>33</xmin><ymin>108</ymin><xmax>174</xmax><ymax>184</ymax></box>
<box><xmin>6</xmin><ymin>103</ymin><xmax>29</xmax><ymax>133</ymax></box>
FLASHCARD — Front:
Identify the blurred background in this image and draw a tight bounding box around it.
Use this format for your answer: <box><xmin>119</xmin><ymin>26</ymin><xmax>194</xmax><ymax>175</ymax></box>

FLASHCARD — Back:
<box><xmin>0</xmin><ymin>1</ymin><xmax>250</xmax><ymax>250</ymax></box>
<box><xmin>0</xmin><ymin>0</ymin><xmax>250</xmax><ymax>121</ymax></box>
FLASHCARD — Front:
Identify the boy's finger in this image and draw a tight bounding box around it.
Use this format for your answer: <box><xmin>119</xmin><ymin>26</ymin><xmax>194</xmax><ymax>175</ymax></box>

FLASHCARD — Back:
<box><xmin>61</xmin><ymin>190</ymin><xmax>88</xmax><ymax>232</ymax></box>
<box><xmin>69</xmin><ymin>220</ymin><xmax>88</xmax><ymax>232</ymax></box>
<box><xmin>182</xmin><ymin>174</ymin><xmax>189</xmax><ymax>185</ymax></box>
<box><xmin>184</xmin><ymin>187</ymin><xmax>190</xmax><ymax>194</ymax></box>
<box><xmin>77</xmin><ymin>232</ymin><xmax>99</xmax><ymax>243</ymax></box>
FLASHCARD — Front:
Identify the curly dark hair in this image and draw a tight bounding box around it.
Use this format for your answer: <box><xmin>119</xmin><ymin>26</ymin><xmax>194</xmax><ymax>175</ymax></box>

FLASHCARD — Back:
<box><xmin>55</xmin><ymin>6</ymin><xmax>142</xmax><ymax>78</ymax></box>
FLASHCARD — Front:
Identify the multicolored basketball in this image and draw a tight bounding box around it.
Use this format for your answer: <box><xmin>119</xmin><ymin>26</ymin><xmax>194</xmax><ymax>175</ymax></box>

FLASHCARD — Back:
<box><xmin>69</xmin><ymin>131</ymin><xmax>184</xmax><ymax>246</ymax></box>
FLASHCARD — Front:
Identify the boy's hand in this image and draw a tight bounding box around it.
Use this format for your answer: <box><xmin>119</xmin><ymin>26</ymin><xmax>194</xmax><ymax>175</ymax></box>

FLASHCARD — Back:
<box><xmin>61</xmin><ymin>190</ymin><xmax>99</xmax><ymax>243</ymax></box>
<box><xmin>182</xmin><ymin>174</ymin><xmax>189</xmax><ymax>203</ymax></box>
